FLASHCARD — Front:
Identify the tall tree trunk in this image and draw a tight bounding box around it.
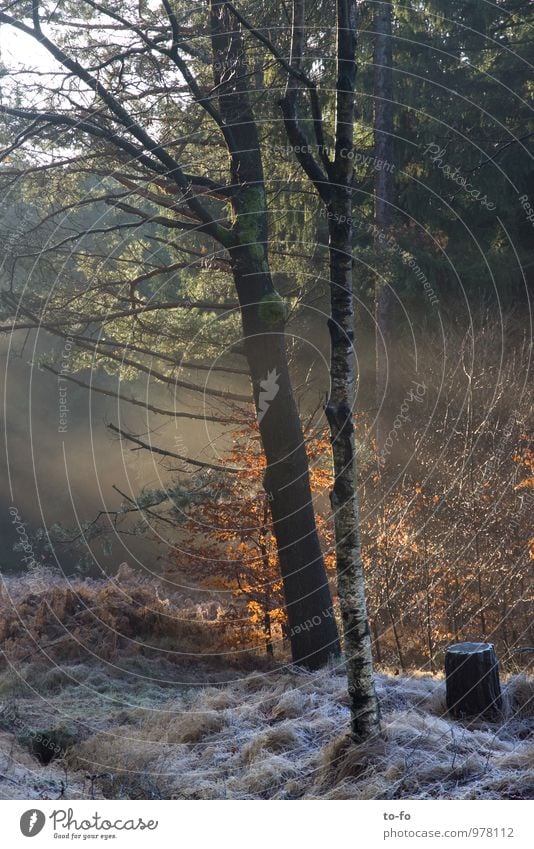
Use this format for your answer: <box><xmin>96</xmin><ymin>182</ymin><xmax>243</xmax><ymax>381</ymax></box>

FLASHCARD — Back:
<box><xmin>322</xmin><ymin>0</ymin><xmax>381</xmax><ymax>741</ymax></box>
<box><xmin>278</xmin><ymin>0</ymin><xmax>381</xmax><ymax>736</ymax></box>
<box><xmin>325</xmin><ymin>202</ymin><xmax>380</xmax><ymax>736</ymax></box>
<box><xmin>235</xmin><ymin>261</ymin><xmax>340</xmax><ymax>667</ymax></box>
<box><xmin>211</xmin><ymin>1</ymin><xmax>340</xmax><ymax>668</ymax></box>
<box><xmin>373</xmin><ymin>1</ymin><xmax>395</xmax><ymax>456</ymax></box>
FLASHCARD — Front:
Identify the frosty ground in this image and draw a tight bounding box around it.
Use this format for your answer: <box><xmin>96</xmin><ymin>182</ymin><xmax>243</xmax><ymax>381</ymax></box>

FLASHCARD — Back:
<box><xmin>1</xmin><ymin>659</ymin><xmax>532</xmax><ymax>800</ymax></box>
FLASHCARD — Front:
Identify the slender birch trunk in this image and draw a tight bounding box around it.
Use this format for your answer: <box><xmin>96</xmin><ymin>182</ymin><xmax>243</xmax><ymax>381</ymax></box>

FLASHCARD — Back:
<box><xmin>323</xmin><ymin>0</ymin><xmax>381</xmax><ymax>741</ymax></box>
<box><xmin>278</xmin><ymin>0</ymin><xmax>381</xmax><ymax>738</ymax></box>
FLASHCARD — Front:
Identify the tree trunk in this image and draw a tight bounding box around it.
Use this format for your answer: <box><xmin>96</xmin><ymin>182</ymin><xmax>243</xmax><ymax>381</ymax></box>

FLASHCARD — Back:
<box><xmin>235</xmin><ymin>264</ymin><xmax>340</xmax><ymax>668</ymax></box>
<box><xmin>445</xmin><ymin>642</ymin><xmax>503</xmax><ymax>719</ymax></box>
<box><xmin>325</xmin><ymin>204</ymin><xmax>381</xmax><ymax>737</ymax></box>
<box><xmin>371</xmin><ymin>618</ymin><xmax>383</xmax><ymax>665</ymax></box>
<box><xmin>373</xmin><ymin>1</ymin><xmax>395</xmax><ymax>456</ymax></box>
<box><xmin>264</xmin><ymin>611</ymin><xmax>274</xmax><ymax>657</ymax></box>
<box><xmin>320</xmin><ymin>0</ymin><xmax>381</xmax><ymax>740</ymax></box>
<box><xmin>277</xmin><ymin>0</ymin><xmax>381</xmax><ymax>734</ymax></box>
<box><xmin>211</xmin><ymin>1</ymin><xmax>340</xmax><ymax>669</ymax></box>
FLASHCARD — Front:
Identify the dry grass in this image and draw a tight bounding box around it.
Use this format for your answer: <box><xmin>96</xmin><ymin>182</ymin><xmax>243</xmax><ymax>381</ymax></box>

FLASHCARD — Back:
<box><xmin>0</xmin><ymin>570</ymin><xmax>531</xmax><ymax>800</ymax></box>
<box><xmin>1</xmin><ymin>662</ymin><xmax>531</xmax><ymax>800</ymax></box>
<box><xmin>0</xmin><ymin>566</ymin><xmax>261</xmax><ymax>670</ymax></box>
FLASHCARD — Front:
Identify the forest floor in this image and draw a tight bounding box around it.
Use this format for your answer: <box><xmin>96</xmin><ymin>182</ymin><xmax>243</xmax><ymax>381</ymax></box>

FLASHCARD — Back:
<box><xmin>0</xmin><ymin>571</ymin><xmax>532</xmax><ymax>800</ymax></box>
<box><xmin>0</xmin><ymin>658</ymin><xmax>532</xmax><ymax>800</ymax></box>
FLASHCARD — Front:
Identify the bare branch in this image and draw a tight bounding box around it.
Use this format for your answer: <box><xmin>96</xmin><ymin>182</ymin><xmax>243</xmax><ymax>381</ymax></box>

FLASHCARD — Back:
<box><xmin>108</xmin><ymin>422</ymin><xmax>239</xmax><ymax>472</ymax></box>
<box><xmin>40</xmin><ymin>364</ymin><xmax>246</xmax><ymax>424</ymax></box>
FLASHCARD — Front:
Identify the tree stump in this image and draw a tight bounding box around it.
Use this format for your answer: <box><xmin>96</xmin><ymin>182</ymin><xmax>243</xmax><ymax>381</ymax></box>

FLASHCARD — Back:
<box><xmin>445</xmin><ymin>642</ymin><xmax>502</xmax><ymax>719</ymax></box>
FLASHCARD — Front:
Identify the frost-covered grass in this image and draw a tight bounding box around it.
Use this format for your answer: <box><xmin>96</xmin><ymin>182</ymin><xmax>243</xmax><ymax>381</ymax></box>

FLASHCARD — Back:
<box><xmin>0</xmin><ymin>661</ymin><xmax>532</xmax><ymax>800</ymax></box>
<box><xmin>1</xmin><ymin>570</ymin><xmax>531</xmax><ymax>799</ymax></box>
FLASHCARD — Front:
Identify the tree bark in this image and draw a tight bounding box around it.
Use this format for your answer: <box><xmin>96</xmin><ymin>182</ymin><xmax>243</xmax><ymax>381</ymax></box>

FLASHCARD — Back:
<box><xmin>445</xmin><ymin>642</ymin><xmax>503</xmax><ymax>719</ymax></box>
<box><xmin>322</xmin><ymin>0</ymin><xmax>381</xmax><ymax>741</ymax></box>
<box><xmin>325</xmin><ymin>200</ymin><xmax>380</xmax><ymax>737</ymax></box>
<box><xmin>235</xmin><ymin>263</ymin><xmax>340</xmax><ymax>668</ymax></box>
<box><xmin>211</xmin><ymin>1</ymin><xmax>340</xmax><ymax>668</ymax></box>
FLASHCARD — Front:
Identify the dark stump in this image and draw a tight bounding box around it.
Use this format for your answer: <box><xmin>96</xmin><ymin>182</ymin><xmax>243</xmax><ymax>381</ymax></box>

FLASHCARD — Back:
<box><xmin>445</xmin><ymin>642</ymin><xmax>502</xmax><ymax>719</ymax></box>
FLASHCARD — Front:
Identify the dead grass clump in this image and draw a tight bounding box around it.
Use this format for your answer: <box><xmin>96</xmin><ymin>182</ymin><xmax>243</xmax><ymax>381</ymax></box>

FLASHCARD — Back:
<box><xmin>229</xmin><ymin>754</ymin><xmax>300</xmax><ymax>798</ymax></box>
<box><xmin>167</xmin><ymin>710</ymin><xmax>226</xmax><ymax>744</ymax></box>
<box><xmin>67</xmin><ymin>726</ymin><xmax>161</xmax><ymax>777</ymax></box>
<box><xmin>375</xmin><ymin>672</ymin><xmax>444</xmax><ymax>715</ymax></box>
<box><xmin>314</xmin><ymin>733</ymin><xmax>387</xmax><ymax>788</ymax></box>
<box><xmin>0</xmin><ymin>569</ymin><xmax>256</xmax><ymax>670</ymax></box>
<box><xmin>268</xmin><ymin>688</ymin><xmax>316</xmax><ymax>721</ymax></box>
<box><xmin>241</xmin><ymin>724</ymin><xmax>299</xmax><ymax>762</ymax></box>
<box><xmin>505</xmin><ymin>674</ymin><xmax>534</xmax><ymax>718</ymax></box>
